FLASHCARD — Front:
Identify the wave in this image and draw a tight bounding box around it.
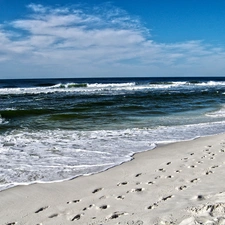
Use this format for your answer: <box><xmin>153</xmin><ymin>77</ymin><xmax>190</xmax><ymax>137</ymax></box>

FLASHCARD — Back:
<box><xmin>206</xmin><ymin>106</ymin><xmax>225</xmax><ymax>118</ymax></box>
<box><xmin>187</xmin><ymin>81</ymin><xmax>225</xmax><ymax>86</ymax></box>
<box><xmin>1</xmin><ymin>80</ymin><xmax>225</xmax><ymax>96</ymax></box>
<box><xmin>0</xmin><ymin>114</ymin><xmax>8</xmax><ymax>125</ymax></box>
<box><xmin>87</xmin><ymin>82</ymin><xmax>136</xmax><ymax>88</ymax></box>
<box><xmin>52</xmin><ymin>82</ymin><xmax>136</xmax><ymax>89</ymax></box>
<box><xmin>52</xmin><ymin>83</ymin><xmax>88</xmax><ymax>88</ymax></box>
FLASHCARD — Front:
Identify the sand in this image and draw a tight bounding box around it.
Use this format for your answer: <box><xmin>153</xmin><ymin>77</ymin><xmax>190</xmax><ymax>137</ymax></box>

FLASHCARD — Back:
<box><xmin>1</xmin><ymin>133</ymin><xmax>225</xmax><ymax>225</ymax></box>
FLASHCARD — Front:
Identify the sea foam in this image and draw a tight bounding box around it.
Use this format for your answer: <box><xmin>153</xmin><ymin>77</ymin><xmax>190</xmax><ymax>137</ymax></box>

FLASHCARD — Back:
<box><xmin>1</xmin><ymin>120</ymin><xmax>225</xmax><ymax>191</ymax></box>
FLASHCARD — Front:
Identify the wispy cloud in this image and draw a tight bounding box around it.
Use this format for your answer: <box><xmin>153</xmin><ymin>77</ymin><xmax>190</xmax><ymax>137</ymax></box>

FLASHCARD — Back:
<box><xmin>0</xmin><ymin>3</ymin><xmax>225</xmax><ymax>78</ymax></box>
<box><xmin>27</xmin><ymin>3</ymin><xmax>47</xmax><ymax>13</ymax></box>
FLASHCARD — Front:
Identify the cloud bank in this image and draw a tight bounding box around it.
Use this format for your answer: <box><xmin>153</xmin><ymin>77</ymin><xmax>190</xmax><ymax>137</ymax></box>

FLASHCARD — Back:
<box><xmin>0</xmin><ymin>3</ymin><xmax>225</xmax><ymax>78</ymax></box>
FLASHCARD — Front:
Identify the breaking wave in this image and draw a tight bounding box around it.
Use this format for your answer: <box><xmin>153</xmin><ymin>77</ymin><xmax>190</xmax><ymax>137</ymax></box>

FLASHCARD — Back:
<box><xmin>0</xmin><ymin>80</ymin><xmax>225</xmax><ymax>96</ymax></box>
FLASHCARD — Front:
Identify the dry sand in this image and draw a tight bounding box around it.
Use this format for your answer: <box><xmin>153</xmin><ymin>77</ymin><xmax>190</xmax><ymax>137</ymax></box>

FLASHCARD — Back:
<box><xmin>1</xmin><ymin>133</ymin><xmax>225</xmax><ymax>225</ymax></box>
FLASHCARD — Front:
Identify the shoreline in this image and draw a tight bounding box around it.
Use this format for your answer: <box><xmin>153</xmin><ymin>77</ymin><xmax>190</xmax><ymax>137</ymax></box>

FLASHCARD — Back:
<box><xmin>0</xmin><ymin>135</ymin><xmax>201</xmax><ymax>193</ymax></box>
<box><xmin>1</xmin><ymin>133</ymin><xmax>225</xmax><ymax>224</ymax></box>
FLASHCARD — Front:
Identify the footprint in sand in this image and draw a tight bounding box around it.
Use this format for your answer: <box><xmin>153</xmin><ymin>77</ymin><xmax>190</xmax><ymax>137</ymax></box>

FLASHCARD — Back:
<box><xmin>130</xmin><ymin>188</ymin><xmax>144</xmax><ymax>193</ymax></box>
<box><xmin>99</xmin><ymin>205</ymin><xmax>109</xmax><ymax>210</ymax></box>
<box><xmin>211</xmin><ymin>165</ymin><xmax>219</xmax><ymax>169</ymax></box>
<box><xmin>116</xmin><ymin>195</ymin><xmax>125</xmax><ymax>200</ymax></box>
<box><xmin>49</xmin><ymin>213</ymin><xmax>58</xmax><ymax>218</ymax></box>
<box><xmin>181</xmin><ymin>157</ymin><xmax>189</xmax><ymax>161</ymax></box>
<box><xmin>188</xmin><ymin>165</ymin><xmax>197</xmax><ymax>168</ymax></box>
<box><xmin>195</xmin><ymin>195</ymin><xmax>205</xmax><ymax>201</ymax></box>
<box><xmin>166</xmin><ymin>175</ymin><xmax>173</xmax><ymax>179</ymax></box>
<box><xmin>135</xmin><ymin>173</ymin><xmax>142</xmax><ymax>177</ymax></box>
<box><xmin>67</xmin><ymin>199</ymin><xmax>80</xmax><ymax>204</ymax></box>
<box><xmin>147</xmin><ymin>181</ymin><xmax>155</xmax><ymax>185</ymax></box>
<box><xmin>71</xmin><ymin>213</ymin><xmax>84</xmax><ymax>221</ymax></box>
<box><xmin>177</xmin><ymin>185</ymin><xmax>187</xmax><ymax>191</ymax></box>
<box><xmin>35</xmin><ymin>206</ymin><xmax>48</xmax><ymax>214</ymax></box>
<box><xmin>83</xmin><ymin>204</ymin><xmax>94</xmax><ymax>211</ymax></box>
<box><xmin>92</xmin><ymin>188</ymin><xmax>103</xmax><ymax>194</ymax></box>
<box><xmin>157</xmin><ymin>168</ymin><xmax>166</xmax><ymax>172</ymax></box>
<box><xmin>117</xmin><ymin>181</ymin><xmax>128</xmax><ymax>186</ymax></box>
<box><xmin>147</xmin><ymin>195</ymin><xmax>173</xmax><ymax>210</ymax></box>
<box><xmin>205</xmin><ymin>170</ymin><xmax>213</xmax><ymax>175</ymax></box>
<box><xmin>190</xmin><ymin>178</ymin><xmax>199</xmax><ymax>183</ymax></box>
<box><xmin>108</xmin><ymin>211</ymin><xmax>128</xmax><ymax>220</ymax></box>
<box><xmin>99</xmin><ymin>195</ymin><xmax>107</xmax><ymax>200</ymax></box>
<box><xmin>147</xmin><ymin>203</ymin><xmax>158</xmax><ymax>210</ymax></box>
<box><xmin>162</xmin><ymin>195</ymin><xmax>174</xmax><ymax>201</ymax></box>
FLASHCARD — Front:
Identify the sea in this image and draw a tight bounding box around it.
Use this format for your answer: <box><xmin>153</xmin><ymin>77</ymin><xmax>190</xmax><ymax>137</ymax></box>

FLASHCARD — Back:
<box><xmin>1</xmin><ymin>76</ymin><xmax>225</xmax><ymax>191</ymax></box>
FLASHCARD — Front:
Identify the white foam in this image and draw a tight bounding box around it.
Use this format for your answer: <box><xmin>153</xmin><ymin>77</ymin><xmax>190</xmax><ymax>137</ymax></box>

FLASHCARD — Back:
<box><xmin>206</xmin><ymin>107</ymin><xmax>225</xmax><ymax>118</ymax></box>
<box><xmin>196</xmin><ymin>81</ymin><xmax>225</xmax><ymax>86</ymax></box>
<box><xmin>87</xmin><ymin>82</ymin><xmax>136</xmax><ymax>88</ymax></box>
<box><xmin>1</xmin><ymin>120</ymin><xmax>225</xmax><ymax>191</ymax></box>
<box><xmin>0</xmin><ymin>81</ymin><xmax>224</xmax><ymax>96</ymax></box>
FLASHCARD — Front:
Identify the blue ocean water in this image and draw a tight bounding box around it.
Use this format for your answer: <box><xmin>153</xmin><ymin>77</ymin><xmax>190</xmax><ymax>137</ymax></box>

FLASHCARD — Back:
<box><xmin>1</xmin><ymin>77</ymin><xmax>225</xmax><ymax>190</ymax></box>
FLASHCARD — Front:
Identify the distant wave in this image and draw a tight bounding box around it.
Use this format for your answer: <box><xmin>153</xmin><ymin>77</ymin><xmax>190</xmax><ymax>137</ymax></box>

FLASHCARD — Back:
<box><xmin>1</xmin><ymin>80</ymin><xmax>225</xmax><ymax>96</ymax></box>
<box><xmin>186</xmin><ymin>81</ymin><xmax>225</xmax><ymax>86</ymax></box>
<box><xmin>52</xmin><ymin>83</ymin><xmax>88</xmax><ymax>88</ymax></box>
<box><xmin>87</xmin><ymin>82</ymin><xmax>136</xmax><ymax>88</ymax></box>
<box><xmin>52</xmin><ymin>82</ymin><xmax>136</xmax><ymax>89</ymax></box>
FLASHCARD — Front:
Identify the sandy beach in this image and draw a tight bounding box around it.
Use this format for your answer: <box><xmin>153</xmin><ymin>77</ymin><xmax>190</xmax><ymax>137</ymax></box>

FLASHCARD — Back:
<box><xmin>1</xmin><ymin>133</ymin><xmax>225</xmax><ymax>225</ymax></box>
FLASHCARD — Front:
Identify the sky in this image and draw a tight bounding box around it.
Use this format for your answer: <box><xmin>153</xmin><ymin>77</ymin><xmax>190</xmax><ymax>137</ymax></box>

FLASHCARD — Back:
<box><xmin>0</xmin><ymin>0</ymin><xmax>225</xmax><ymax>79</ymax></box>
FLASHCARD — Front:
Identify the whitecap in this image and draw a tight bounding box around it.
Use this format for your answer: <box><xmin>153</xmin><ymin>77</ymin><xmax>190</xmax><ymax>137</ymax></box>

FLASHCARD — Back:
<box><xmin>206</xmin><ymin>106</ymin><xmax>225</xmax><ymax>118</ymax></box>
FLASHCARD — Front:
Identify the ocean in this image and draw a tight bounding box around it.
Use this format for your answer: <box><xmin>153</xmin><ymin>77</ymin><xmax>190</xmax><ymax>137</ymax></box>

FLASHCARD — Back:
<box><xmin>1</xmin><ymin>76</ymin><xmax>225</xmax><ymax>191</ymax></box>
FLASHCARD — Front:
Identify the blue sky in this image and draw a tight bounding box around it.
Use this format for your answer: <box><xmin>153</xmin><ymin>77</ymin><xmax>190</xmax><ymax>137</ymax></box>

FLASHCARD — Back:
<box><xmin>0</xmin><ymin>0</ymin><xmax>225</xmax><ymax>78</ymax></box>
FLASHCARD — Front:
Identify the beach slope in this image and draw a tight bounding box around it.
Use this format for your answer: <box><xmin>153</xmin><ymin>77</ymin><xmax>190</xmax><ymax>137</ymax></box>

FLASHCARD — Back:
<box><xmin>1</xmin><ymin>134</ymin><xmax>225</xmax><ymax>225</ymax></box>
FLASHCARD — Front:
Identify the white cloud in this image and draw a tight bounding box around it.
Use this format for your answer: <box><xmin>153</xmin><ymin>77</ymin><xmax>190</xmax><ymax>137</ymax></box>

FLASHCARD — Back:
<box><xmin>0</xmin><ymin>3</ymin><xmax>225</xmax><ymax>78</ymax></box>
<box><xmin>27</xmin><ymin>3</ymin><xmax>47</xmax><ymax>13</ymax></box>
